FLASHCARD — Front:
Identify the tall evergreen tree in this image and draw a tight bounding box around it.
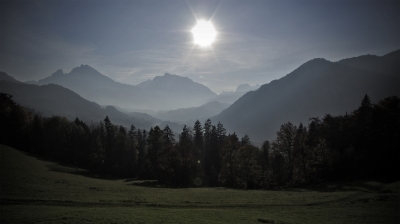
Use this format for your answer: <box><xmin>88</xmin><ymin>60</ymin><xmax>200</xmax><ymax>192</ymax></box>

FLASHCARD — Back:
<box><xmin>127</xmin><ymin>125</ymin><xmax>138</xmax><ymax>177</ymax></box>
<box><xmin>235</xmin><ymin>145</ymin><xmax>261</xmax><ymax>189</ymax></box>
<box><xmin>272</xmin><ymin>122</ymin><xmax>297</xmax><ymax>183</ymax></box>
<box><xmin>241</xmin><ymin>134</ymin><xmax>251</xmax><ymax>146</ymax></box>
<box><xmin>147</xmin><ymin>126</ymin><xmax>164</xmax><ymax>179</ymax></box>
<box><xmin>163</xmin><ymin>125</ymin><xmax>175</xmax><ymax>146</ymax></box>
<box><xmin>207</xmin><ymin>125</ymin><xmax>221</xmax><ymax>186</ymax></box>
<box><xmin>204</xmin><ymin>119</ymin><xmax>212</xmax><ymax>150</ymax></box>
<box><xmin>178</xmin><ymin>125</ymin><xmax>194</xmax><ymax>186</ymax></box>
<box><xmin>103</xmin><ymin>116</ymin><xmax>116</xmax><ymax>172</ymax></box>
<box><xmin>259</xmin><ymin>140</ymin><xmax>271</xmax><ymax>187</ymax></box>
<box><xmin>137</xmin><ymin>129</ymin><xmax>149</xmax><ymax>178</ymax></box>
<box><xmin>193</xmin><ymin>120</ymin><xmax>204</xmax><ymax>158</ymax></box>
<box><xmin>220</xmin><ymin>133</ymin><xmax>240</xmax><ymax>187</ymax></box>
<box><xmin>293</xmin><ymin>123</ymin><xmax>308</xmax><ymax>183</ymax></box>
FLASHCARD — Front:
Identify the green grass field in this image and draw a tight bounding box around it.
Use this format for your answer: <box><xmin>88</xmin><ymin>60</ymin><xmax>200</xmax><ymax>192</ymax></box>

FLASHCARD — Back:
<box><xmin>1</xmin><ymin>144</ymin><xmax>399</xmax><ymax>223</ymax></box>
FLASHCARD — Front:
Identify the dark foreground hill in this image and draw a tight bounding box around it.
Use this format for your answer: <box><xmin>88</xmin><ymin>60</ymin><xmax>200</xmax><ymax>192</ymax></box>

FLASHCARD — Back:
<box><xmin>213</xmin><ymin>50</ymin><xmax>400</xmax><ymax>143</ymax></box>
<box><xmin>0</xmin><ymin>79</ymin><xmax>182</xmax><ymax>131</ymax></box>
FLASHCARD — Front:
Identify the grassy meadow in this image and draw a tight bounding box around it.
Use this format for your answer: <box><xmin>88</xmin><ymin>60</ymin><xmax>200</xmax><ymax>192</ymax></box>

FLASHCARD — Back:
<box><xmin>1</xmin><ymin>144</ymin><xmax>399</xmax><ymax>223</ymax></box>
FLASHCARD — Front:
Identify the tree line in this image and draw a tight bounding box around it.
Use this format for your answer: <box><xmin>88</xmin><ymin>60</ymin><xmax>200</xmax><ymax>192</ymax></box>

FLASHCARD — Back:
<box><xmin>1</xmin><ymin>93</ymin><xmax>398</xmax><ymax>188</ymax></box>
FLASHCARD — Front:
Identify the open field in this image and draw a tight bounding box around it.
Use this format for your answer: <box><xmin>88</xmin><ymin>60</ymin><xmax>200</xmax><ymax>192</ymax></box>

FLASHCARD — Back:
<box><xmin>1</xmin><ymin>144</ymin><xmax>399</xmax><ymax>224</ymax></box>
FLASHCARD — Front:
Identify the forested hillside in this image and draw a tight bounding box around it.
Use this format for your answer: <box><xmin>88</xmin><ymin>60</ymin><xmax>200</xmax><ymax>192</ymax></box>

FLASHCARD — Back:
<box><xmin>1</xmin><ymin>92</ymin><xmax>398</xmax><ymax>188</ymax></box>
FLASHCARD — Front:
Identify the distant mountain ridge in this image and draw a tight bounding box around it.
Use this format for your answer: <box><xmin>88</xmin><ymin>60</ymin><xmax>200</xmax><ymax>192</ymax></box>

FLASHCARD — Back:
<box><xmin>138</xmin><ymin>73</ymin><xmax>215</xmax><ymax>94</ymax></box>
<box><xmin>207</xmin><ymin>83</ymin><xmax>260</xmax><ymax>105</ymax></box>
<box><xmin>154</xmin><ymin>101</ymin><xmax>230</xmax><ymax>124</ymax></box>
<box><xmin>0</xmin><ymin>72</ymin><xmax>20</xmax><ymax>83</ymax></box>
<box><xmin>235</xmin><ymin>83</ymin><xmax>260</xmax><ymax>93</ymax></box>
<box><xmin>213</xmin><ymin>49</ymin><xmax>400</xmax><ymax>143</ymax></box>
<box><xmin>35</xmin><ymin>66</ymin><xmax>217</xmax><ymax>111</ymax></box>
<box><xmin>0</xmin><ymin>78</ymin><xmax>183</xmax><ymax>132</ymax></box>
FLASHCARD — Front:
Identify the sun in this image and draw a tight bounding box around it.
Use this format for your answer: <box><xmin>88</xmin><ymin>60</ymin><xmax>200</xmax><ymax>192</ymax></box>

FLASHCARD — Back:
<box><xmin>191</xmin><ymin>20</ymin><xmax>217</xmax><ymax>47</ymax></box>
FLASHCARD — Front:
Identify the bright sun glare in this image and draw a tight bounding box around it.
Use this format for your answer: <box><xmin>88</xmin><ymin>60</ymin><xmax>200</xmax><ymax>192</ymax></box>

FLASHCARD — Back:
<box><xmin>191</xmin><ymin>20</ymin><xmax>217</xmax><ymax>47</ymax></box>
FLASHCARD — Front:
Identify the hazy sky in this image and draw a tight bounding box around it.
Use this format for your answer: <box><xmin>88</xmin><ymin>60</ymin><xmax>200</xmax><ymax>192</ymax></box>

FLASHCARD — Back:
<box><xmin>1</xmin><ymin>0</ymin><xmax>399</xmax><ymax>93</ymax></box>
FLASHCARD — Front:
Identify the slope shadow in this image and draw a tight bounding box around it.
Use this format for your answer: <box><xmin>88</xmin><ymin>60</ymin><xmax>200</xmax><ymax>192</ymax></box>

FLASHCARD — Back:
<box><xmin>46</xmin><ymin>163</ymin><xmax>124</xmax><ymax>180</ymax></box>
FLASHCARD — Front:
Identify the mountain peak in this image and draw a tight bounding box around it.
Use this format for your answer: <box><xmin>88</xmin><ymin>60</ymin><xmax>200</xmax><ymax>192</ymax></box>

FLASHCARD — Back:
<box><xmin>154</xmin><ymin>73</ymin><xmax>192</xmax><ymax>83</ymax></box>
<box><xmin>235</xmin><ymin>83</ymin><xmax>260</xmax><ymax>93</ymax></box>
<box><xmin>70</xmin><ymin>64</ymin><xmax>97</xmax><ymax>74</ymax></box>
<box><xmin>0</xmin><ymin>71</ymin><xmax>20</xmax><ymax>83</ymax></box>
<box><xmin>51</xmin><ymin>69</ymin><xmax>64</xmax><ymax>77</ymax></box>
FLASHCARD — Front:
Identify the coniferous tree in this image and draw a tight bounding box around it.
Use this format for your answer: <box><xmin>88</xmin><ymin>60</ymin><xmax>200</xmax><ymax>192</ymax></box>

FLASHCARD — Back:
<box><xmin>293</xmin><ymin>123</ymin><xmax>308</xmax><ymax>183</ymax></box>
<box><xmin>216</xmin><ymin>122</ymin><xmax>226</xmax><ymax>146</ymax></box>
<box><xmin>220</xmin><ymin>133</ymin><xmax>240</xmax><ymax>187</ymax></box>
<box><xmin>272</xmin><ymin>122</ymin><xmax>297</xmax><ymax>183</ymax></box>
<box><xmin>259</xmin><ymin>140</ymin><xmax>271</xmax><ymax>187</ymax></box>
<box><xmin>207</xmin><ymin>125</ymin><xmax>221</xmax><ymax>186</ymax></box>
<box><xmin>178</xmin><ymin>125</ymin><xmax>194</xmax><ymax>186</ymax></box>
<box><xmin>371</xmin><ymin>96</ymin><xmax>400</xmax><ymax>180</ymax></box>
<box><xmin>163</xmin><ymin>125</ymin><xmax>175</xmax><ymax>146</ymax></box>
<box><xmin>127</xmin><ymin>125</ymin><xmax>138</xmax><ymax>177</ymax></box>
<box><xmin>30</xmin><ymin>115</ymin><xmax>44</xmax><ymax>155</ymax></box>
<box><xmin>271</xmin><ymin>151</ymin><xmax>286</xmax><ymax>186</ymax></box>
<box><xmin>137</xmin><ymin>129</ymin><xmax>149</xmax><ymax>179</ymax></box>
<box><xmin>203</xmin><ymin>119</ymin><xmax>213</xmax><ymax>185</ymax></box>
<box><xmin>193</xmin><ymin>120</ymin><xmax>204</xmax><ymax>159</ymax></box>
<box><xmin>146</xmin><ymin>126</ymin><xmax>164</xmax><ymax>179</ymax></box>
<box><xmin>241</xmin><ymin>134</ymin><xmax>251</xmax><ymax>146</ymax></box>
<box><xmin>353</xmin><ymin>94</ymin><xmax>374</xmax><ymax>176</ymax></box>
<box><xmin>103</xmin><ymin>116</ymin><xmax>117</xmax><ymax>173</ymax></box>
<box><xmin>156</xmin><ymin>125</ymin><xmax>177</xmax><ymax>184</ymax></box>
<box><xmin>203</xmin><ymin>119</ymin><xmax>212</xmax><ymax>151</ymax></box>
<box><xmin>234</xmin><ymin>145</ymin><xmax>261</xmax><ymax>189</ymax></box>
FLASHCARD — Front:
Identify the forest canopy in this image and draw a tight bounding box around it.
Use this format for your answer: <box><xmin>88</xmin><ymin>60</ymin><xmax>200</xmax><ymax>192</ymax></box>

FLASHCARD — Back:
<box><xmin>1</xmin><ymin>93</ymin><xmax>398</xmax><ymax>188</ymax></box>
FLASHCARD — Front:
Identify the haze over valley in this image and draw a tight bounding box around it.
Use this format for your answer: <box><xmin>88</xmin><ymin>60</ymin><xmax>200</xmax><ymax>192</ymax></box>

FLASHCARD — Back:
<box><xmin>1</xmin><ymin>49</ymin><xmax>398</xmax><ymax>143</ymax></box>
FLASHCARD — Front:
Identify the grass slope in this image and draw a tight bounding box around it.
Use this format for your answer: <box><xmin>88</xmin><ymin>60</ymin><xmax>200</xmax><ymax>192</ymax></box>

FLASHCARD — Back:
<box><xmin>1</xmin><ymin>144</ymin><xmax>399</xmax><ymax>223</ymax></box>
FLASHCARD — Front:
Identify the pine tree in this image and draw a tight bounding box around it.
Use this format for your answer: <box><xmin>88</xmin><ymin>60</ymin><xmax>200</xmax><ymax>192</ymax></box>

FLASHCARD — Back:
<box><xmin>234</xmin><ymin>145</ymin><xmax>261</xmax><ymax>189</ymax></box>
<box><xmin>193</xmin><ymin>120</ymin><xmax>204</xmax><ymax>158</ymax></box>
<box><xmin>272</xmin><ymin>122</ymin><xmax>297</xmax><ymax>183</ymax></box>
<box><xmin>178</xmin><ymin>125</ymin><xmax>194</xmax><ymax>186</ymax></box>
<box><xmin>293</xmin><ymin>123</ymin><xmax>308</xmax><ymax>183</ymax></box>
<box><xmin>103</xmin><ymin>116</ymin><xmax>116</xmax><ymax>173</ymax></box>
<box><xmin>220</xmin><ymin>133</ymin><xmax>240</xmax><ymax>187</ymax></box>
<box><xmin>137</xmin><ymin>129</ymin><xmax>149</xmax><ymax>178</ymax></box>
<box><xmin>241</xmin><ymin>134</ymin><xmax>251</xmax><ymax>146</ymax></box>
<box><xmin>259</xmin><ymin>140</ymin><xmax>271</xmax><ymax>187</ymax></box>
<box><xmin>127</xmin><ymin>125</ymin><xmax>138</xmax><ymax>177</ymax></box>
<box><xmin>147</xmin><ymin>126</ymin><xmax>164</xmax><ymax>179</ymax></box>
<box><xmin>204</xmin><ymin>119</ymin><xmax>212</xmax><ymax>149</ymax></box>
<box><xmin>163</xmin><ymin>125</ymin><xmax>175</xmax><ymax>146</ymax></box>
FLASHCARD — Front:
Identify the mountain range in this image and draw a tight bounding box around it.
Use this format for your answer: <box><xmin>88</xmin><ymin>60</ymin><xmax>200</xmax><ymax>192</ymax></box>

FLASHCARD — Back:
<box><xmin>235</xmin><ymin>84</ymin><xmax>261</xmax><ymax>93</ymax></box>
<box><xmin>153</xmin><ymin>101</ymin><xmax>230</xmax><ymax>124</ymax></box>
<box><xmin>1</xmin><ymin>50</ymin><xmax>398</xmax><ymax>144</ymax></box>
<box><xmin>206</xmin><ymin>84</ymin><xmax>260</xmax><ymax>105</ymax></box>
<box><xmin>213</xmin><ymin>49</ymin><xmax>400</xmax><ymax>143</ymax></box>
<box><xmin>0</xmin><ymin>75</ymin><xmax>183</xmax><ymax>132</ymax></box>
<box><xmin>34</xmin><ymin>66</ymin><xmax>216</xmax><ymax>111</ymax></box>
